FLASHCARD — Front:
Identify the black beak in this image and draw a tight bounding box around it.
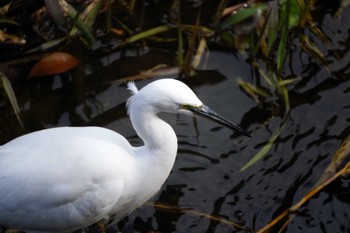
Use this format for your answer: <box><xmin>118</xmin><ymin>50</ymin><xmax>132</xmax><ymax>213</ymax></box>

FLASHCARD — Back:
<box><xmin>189</xmin><ymin>105</ymin><xmax>251</xmax><ymax>137</ymax></box>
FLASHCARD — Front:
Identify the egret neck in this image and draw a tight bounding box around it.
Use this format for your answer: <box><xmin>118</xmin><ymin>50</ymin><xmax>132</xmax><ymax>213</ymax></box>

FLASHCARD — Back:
<box><xmin>127</xmin><ymin>92</ymin><xmax>178</xmax><ymax>199</ymax></box>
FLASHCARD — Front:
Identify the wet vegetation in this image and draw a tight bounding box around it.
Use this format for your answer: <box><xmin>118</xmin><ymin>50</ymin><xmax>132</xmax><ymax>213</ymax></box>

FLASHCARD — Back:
<box><xmin>0</xmin><ymin>0</ymin><xmax>350</xmax><ymax>232</ymax></box>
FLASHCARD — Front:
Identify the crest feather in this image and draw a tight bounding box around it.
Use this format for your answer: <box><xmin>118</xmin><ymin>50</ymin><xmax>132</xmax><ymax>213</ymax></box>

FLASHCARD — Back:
<box><xmin>127</xmin><ymin>81</ymin><xmax>138</xmax><ymax>95</ymax></box>
<box><xmin>126</xmin><ymin>81</ymin><xmax>139</xmax><ymax>115</ymax></box>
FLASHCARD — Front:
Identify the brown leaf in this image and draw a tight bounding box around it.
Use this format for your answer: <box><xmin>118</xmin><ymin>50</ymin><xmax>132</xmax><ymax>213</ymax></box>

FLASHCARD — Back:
<box><xmin>110</xmin><ymin>27</ymin><xmax>125</xmax><ymax>36</ymax></box>
<box><xmin>29</xmin><ymin>52</ymin><xmax>80</xmax><ymax>78</ymax></box>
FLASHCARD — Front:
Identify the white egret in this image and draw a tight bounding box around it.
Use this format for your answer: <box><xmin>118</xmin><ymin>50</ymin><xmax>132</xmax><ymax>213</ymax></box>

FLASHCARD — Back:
<box><xmin>0</xmin><ymin>79</ymin><xmax>250</xmax><ymax>233</ymax></box>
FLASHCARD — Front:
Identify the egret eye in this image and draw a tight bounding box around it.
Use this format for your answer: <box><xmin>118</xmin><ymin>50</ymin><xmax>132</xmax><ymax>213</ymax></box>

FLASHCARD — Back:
<box><xmin>180</xmin><ymin>104</ymin><xmax>202</xmax><ymax>110</ymax></box>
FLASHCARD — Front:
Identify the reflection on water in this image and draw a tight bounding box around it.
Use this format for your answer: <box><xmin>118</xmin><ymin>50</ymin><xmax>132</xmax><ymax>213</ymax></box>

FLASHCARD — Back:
<box><xmin>0</xmin><ymin>5</ymin><xmax>350</xmax><ymax>233</ymax></box>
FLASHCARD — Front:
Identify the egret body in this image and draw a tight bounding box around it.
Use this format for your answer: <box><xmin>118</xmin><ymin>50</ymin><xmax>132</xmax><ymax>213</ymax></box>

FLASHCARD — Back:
<box><xmin>0</xmin><ymin>79</ymin><xmax>249</xmax><ymax>233</ymax></box>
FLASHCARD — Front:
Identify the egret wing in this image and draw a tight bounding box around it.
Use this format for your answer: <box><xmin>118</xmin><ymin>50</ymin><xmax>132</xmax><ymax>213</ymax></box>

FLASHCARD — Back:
<box><xmin>0</xmin><ymin>127</ymin><xmax>135</xmax><ymax>232</ymax></box>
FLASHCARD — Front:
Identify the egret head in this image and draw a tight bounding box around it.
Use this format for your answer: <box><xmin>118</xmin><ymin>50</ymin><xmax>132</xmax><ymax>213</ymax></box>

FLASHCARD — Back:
<box><xmin>127</xmin><ymin>79</ymin><xmax>202</xmax><ymax>114</ymax></box>
<box><xmin>127</xmin><ymin>79</ymin><xmax>250</xmax><ymax>137</ymax></box>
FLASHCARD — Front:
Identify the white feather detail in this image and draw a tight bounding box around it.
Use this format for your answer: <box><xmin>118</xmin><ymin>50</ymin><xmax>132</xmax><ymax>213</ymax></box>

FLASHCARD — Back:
<box><xmin>126</xmin><ymin>81</ymin><xmax>138</xmax><ymax>116</ymax></box>
<box><xmin>127</xmin><ymin>81</ymin><xmax>138</xmax><ymax>95</ymax></box>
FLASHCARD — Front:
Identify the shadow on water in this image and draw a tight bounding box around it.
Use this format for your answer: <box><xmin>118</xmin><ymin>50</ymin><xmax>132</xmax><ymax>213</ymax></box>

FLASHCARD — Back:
<box><xmin>0</xmin><ymin>1</ymin><xmax>350</xmax><ymax>233</ymax></box>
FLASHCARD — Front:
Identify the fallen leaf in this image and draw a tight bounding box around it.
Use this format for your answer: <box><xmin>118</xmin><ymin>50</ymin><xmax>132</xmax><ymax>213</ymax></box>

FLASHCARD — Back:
<box><xmin>0</xmin><ymin>30</ymin><xmax>26</xmax><ymax>44</ymax></box>
<box><xmin>0</xmin><ymin>72</ymin><xmax>24</xmax><ymax>128</ymax></box>
<box><xmin>111</xmin><ymin>27</ymin><xmax>125</xmax><ymax>36</ymax></box>
<box><xmin>29</xmin><ymin>52</ymin><xmax>80</xmax><ymax>78</ymax></box>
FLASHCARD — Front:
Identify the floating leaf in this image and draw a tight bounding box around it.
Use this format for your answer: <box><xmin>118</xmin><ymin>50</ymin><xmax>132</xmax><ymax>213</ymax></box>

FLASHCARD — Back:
<box><xmin>213</xmin><ymin>0</ymin><xmax>231</xmax><ymax>25</ymax></box>
<box><xmin>277</xmin><ymin>19</ymin><xmax>288</xmax><ymax>72</ymax></box>
<box><xmin>191</xmin><ymin>38</ymin><xmax>208</xmax><ymax>69</ymax></box>
<box><xmin>279</xmin><ymin>0</ymin><xmax>302</xmax><ymax>30</ymax></box>
<box><xmin>221</xmin><ymin>3</ymin><xmax>268</xmax><ymax>29</ymax></box>
<box><xmin>241</xmin><ymin>122</ymin><xmax>285</xmax><ymax>171</ymax></box>
<box><xmin>335</xmin><ymin>0</ymin><xmax>350</xmax><ymax>18</ymax></box>
<box><xmin>0</xmin><ymin>18</ymin><xmax>19</xmax><ymax>25</ymax></box>
<box><xmin>0</xmin><ymin>30</ymin><xmax>26</xmax><ymax>45</ymax></box>
<box><xmin>300</xmin><ymin>33</ymin><xmax>329</xmax><ymax>65</ymax></box>
<box><xmin>279</xmin><ymin>82</ymin><xmax>290</xmax><ymax>112</ymax></box>
<box><xmin>315</xmin><ymin>134</ymin><xmax>350</xmax><ymax>186</ymax></box>
<box><xmin>29</xmin><ymin>52</ymin><xmax>80</xmax><ymax>78</ymax></box>
<box><xmin>25</xmin><ymin>38</ymin><xmax>67</xmax><ymax>54</ymax></box>
<box><xmin>147</xmin><ymin>202</ymin><xmax>253</xmax><ymax>232</ymax></box>
<box><xmin>0</xmin><ymin>72</ymin><xmax>23</xmax><ymax>128</ymax></box>
<box><xmin>276</xmin><ymin>77</ymin><xmax>302</xmax><ymax>87</ymax></box>
<box><xmin>44</xmin><ymin>0</ymin><xmax>66</xmax><ymax>27</ymax></box>
<box><xmin>123</xmin><ymin>25</ymin><xmax>172</xmax><ymax>44</ymax></box>
<box><xmin>257</xmin><ymin>131</ymin><xmax>350</xmax><ymax>232</ymax></box>
<box><xmin>179</xmin><ymin>25</ymin><xmax>214</xmax><ymax>37</ymax></box>
<box><xmin>266</xmin><ymin>1</ymin><xmax>279</xmax><ymax>55</ymax></box>
<box><xmin>177</xmin><ymin>24</ymin><xmax>184</xmax><ymax>67</ymax></box>
<box><xmin>58</xmin><ymin>0</ymin><xmax>96</xmax><ymax>43</ymax></box>
<box><xmin>258</xmin><ymin>164</ymin><xmax>350</xmax><ymax>233</ymax></box>
<box><xmin>237</xmin><ymin>78</ymin><xmax>271</xmax><ymax>103</ymax></box>
<box><xmin>81</xmin><ymin>0</ymin><xmax>103</xmax><ymax>28</ymax></box>
<box><xmin>252</xmin><ymin>61</ymin><xmax>273</xmax><ymax>87</ymax></box>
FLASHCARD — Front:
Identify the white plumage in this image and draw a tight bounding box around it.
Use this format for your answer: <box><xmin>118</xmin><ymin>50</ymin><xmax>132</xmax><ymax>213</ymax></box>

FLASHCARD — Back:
<box><xmin>0</xmin><ymin>79</ymin><xmax>249</xmax><ymax>233</ymax></box>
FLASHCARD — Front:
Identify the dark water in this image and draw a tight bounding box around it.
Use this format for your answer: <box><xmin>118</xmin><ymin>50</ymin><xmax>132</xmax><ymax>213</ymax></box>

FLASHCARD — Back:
<box><xmin>1</xmin><ymin>3</ymin><xmax>350</xmax><ymax>233</ymax></box>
